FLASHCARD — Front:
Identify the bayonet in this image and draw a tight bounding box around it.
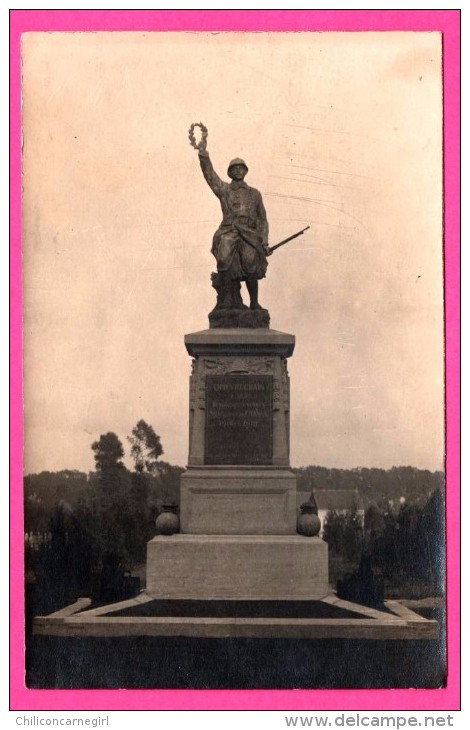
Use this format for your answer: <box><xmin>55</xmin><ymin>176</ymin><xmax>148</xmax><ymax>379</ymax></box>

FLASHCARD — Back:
<box><xmin>267</xmin><ymin>226</ymin><xmax>310</xmax><ymax>255</ymax></box>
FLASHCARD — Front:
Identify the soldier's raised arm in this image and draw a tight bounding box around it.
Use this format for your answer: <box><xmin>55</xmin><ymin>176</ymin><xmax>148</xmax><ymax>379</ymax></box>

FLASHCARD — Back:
<box><xmin>198</xmin><ymin>149</ymin><xmax>225</xmax><ymax>199</ymax></box>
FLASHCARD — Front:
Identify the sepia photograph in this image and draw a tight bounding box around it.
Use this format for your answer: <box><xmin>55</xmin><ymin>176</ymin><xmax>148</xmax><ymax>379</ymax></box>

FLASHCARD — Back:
<box><xmin>11</xmin><ymin>9</ymin><xmax>460</xmax><ymax>710</ymax></box>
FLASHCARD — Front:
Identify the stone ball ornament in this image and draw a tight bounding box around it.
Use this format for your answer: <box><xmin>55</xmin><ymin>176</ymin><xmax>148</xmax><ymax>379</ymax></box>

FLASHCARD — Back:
<box><xmin>297</xmin><ymin>501</ymin><xmax>321</xmax><ymax>537</ymax></box>
<box><xmin>155</xmin><ymin>503</ymin><xmax>180</xmax><ymax>536</ymax></box>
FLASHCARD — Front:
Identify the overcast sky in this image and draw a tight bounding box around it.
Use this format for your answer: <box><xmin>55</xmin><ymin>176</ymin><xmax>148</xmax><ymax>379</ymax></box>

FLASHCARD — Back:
<box><xmin>22</xmin><ymin>31</ymin><xmax>444</xmax><ymax>474</ymax></box>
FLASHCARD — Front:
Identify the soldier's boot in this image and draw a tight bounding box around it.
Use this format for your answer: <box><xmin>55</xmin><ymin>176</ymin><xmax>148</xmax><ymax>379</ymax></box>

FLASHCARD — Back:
<box><xmin>246</xmin><ymin>279</ymin><xmax>263</xmax><ymax>310</ymax></box>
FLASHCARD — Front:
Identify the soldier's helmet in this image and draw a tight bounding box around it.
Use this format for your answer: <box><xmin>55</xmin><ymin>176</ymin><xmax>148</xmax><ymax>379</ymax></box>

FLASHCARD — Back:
<box><xmin>227</xmin><ymin>158</ymin><xmax>249</xmax><ymax>178</ymax></box>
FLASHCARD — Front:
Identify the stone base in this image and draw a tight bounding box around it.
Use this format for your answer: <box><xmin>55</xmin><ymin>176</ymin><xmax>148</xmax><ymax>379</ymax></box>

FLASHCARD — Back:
<box><xmin>146</xmin><ymin>535</ymin><xmax>328</xmax><ymax>600</ymax></box>
<box><xmin>33</xmin><ymin>595</ymin><xmax>440</xmax><ymax>640</ymax></box>
<box><xmin>209</xmin><ymin>307</ymin><xmax>270</xmax><ymax>329</ymax></box>
<box><xmin>180</xmin><ymin>467</ymin><xmax>297</xmax><ymax>534</ymax></box>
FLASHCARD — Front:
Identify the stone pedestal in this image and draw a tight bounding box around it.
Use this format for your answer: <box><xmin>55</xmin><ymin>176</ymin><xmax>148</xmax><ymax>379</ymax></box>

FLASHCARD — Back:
<box><xmin>180</xmin><ymin>467</ymin><xmax>297</xmax><ymax>534</ymax></box>
<box><xmin>147</xmin><ymin>326</ymin><xmax>329</xmax><ymax>601</ymax></box>
<box><xmin>147</xmin><ymin>535</ymin><xmax>328</xmax><ymax>600</ymax></box>
<box><xmin>185</xmin><ymin>329</ymin><xmax>295</xmax><ymax>469</ymax></box>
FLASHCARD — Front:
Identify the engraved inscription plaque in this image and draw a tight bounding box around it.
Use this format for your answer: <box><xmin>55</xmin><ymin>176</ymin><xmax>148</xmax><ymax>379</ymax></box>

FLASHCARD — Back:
<box><xmin>205</xmin><ymin>375</ymin><xmax>273</xmax><ymax>464</ymax></box>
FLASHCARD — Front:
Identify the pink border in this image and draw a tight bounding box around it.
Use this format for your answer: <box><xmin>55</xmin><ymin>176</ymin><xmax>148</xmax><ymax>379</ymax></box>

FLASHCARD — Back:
<box><xmin>10</xmin><ymin>10</ymin><xmax>460</xmax><ymax>711</ymax></box>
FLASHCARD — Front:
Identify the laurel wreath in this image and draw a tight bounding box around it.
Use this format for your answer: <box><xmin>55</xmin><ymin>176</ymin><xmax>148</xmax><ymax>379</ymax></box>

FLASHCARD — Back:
<box><xmin>188</xmin><ymin>122</ymin><xmax>208</xmax><ymax>150</ymax></box>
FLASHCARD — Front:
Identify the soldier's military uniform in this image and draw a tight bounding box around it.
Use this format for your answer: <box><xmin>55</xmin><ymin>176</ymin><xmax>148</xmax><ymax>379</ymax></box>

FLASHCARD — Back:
<box><xmin>198</xmin><ymin>150</ymin><xmax>269</xmax><ymax>282</ymax></box>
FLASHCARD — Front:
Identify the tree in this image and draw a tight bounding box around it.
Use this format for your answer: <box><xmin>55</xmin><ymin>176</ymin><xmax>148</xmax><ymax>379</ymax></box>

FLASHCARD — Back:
<box><xmin>127</xmin><ymin>420</ymin><xmax>163</xmax><ymax>474</ymax></box>
<box><xmin>89</xmin><ymin>432</ymin><xmax>136</xmax><ymax>562</ymax></box>
<box><xmin>91</xmin><ymin>432</ymin><xmax>125</xmax><ymax>472</ymax></box>
<box><xmin>364</xmin><ymin>502</ymin><xmax>385</xmax><ymax>544</ymax></box>
<box><xmin>421</xmin><ymin>488</ymin><xmax>445</xmax><ymax>593</ymax></box>
<box><xmin>323</xmin><ymin>506</ymin><xmax>364</xmax><ymax>563</ymax></box>
<box><xmin>125</xmin><ymin>421</ymin><xmax>165</xmax><ymax>561</ymax></box>
<box><xmin>32</xmin><ymin>503</ymin><xmax>99</xmax><ymax>614</ymax></box>
<box><xmin>153</xmin><ymin>461</ymin><xmax>185</xmax><ymax>506</ymax></box>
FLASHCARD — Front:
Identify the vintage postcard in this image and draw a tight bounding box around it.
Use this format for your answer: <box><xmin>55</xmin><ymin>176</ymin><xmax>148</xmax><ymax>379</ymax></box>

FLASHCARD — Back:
<box><xmin>10</xmin><ymin>9</ymin><xmax>460</xmax><ymax>712</ymax></box>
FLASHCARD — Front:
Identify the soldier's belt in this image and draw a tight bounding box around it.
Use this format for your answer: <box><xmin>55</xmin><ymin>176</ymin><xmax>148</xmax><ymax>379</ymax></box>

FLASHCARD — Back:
<box><xmin>234</xmin><ymin>216</ymin><xmax>257</xmax><ymax>229</ymax></box>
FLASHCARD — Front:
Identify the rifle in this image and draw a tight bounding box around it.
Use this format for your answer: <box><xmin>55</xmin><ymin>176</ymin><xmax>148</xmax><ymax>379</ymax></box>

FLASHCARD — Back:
<box><xmin>266</xmin><ymin>226</ymin><xmax>310</xmax><ymax>255</ymax></box>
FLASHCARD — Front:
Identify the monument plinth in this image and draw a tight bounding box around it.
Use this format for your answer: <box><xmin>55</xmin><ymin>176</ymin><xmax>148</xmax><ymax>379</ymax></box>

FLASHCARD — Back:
<box><xmin>180</xmin><ymin>328</ymin><xmax>296</xmax><ymax>534</ymax></box>
<box><xmin>147</xmin><ymin>535</ymin><xmax>328</xmax><ymax>600</ymax></box>
<box><xmin>147</xmin><ymin>326</ymin><xmax>329</xmax><ymax>600</ymax></box>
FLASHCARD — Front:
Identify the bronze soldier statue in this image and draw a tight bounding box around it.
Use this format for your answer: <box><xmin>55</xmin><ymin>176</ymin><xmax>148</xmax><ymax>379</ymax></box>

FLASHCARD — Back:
<box><xmin>190</xmin><ymin>124</ymin><xmax>269</xmax><ymax>312</ymax></box>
